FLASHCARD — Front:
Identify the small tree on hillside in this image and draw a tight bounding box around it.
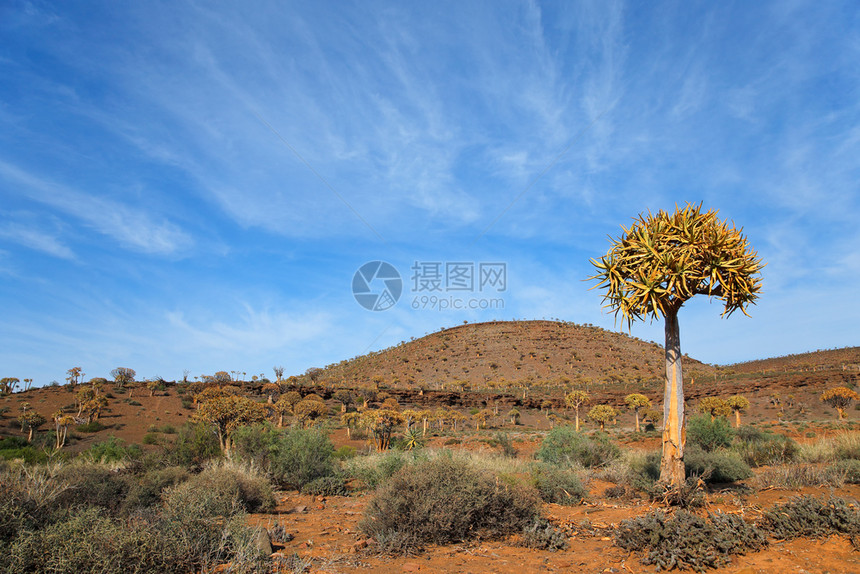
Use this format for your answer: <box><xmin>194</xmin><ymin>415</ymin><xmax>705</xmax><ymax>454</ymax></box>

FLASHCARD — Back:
<box><xmin>333</xmin><ymin>389</ymin><xmax>354</xmax><ymax>412</ymax></box>
<box><xmin>698</xmin><ymin>397</ymin><xmax>731</xmax><ymax>421</ymax></box>
<box><xmin>625</xmin><ymin>393</ymin><xmax>652</xmax><ymax>432</ymax></box>
<box><xmin>262</xmin><ymin>382</ymin><xmax>280</xmax><ymax>404</ymax></box>
<box><xmin>508</xmin><ymin>408</ymin><xmax>521</xmax><ymax>425</ymax></box>
<box><xmin>194</xmin><ymin>395</ymin><xmax>267</xmax><ymax>454</ymax></box>
<box><xmin>18</xmin><ymin>411</ymin><xmax>46</xmax><ymax>442</ymax></box>
<box><xmin>110</xmin><ymin>367</ymin><xmax>136</xmax><ymax>389</ymax></box>
<box><xmin>820</xmin><ymin>387</ymin><xmax>859</xmax><ymax>420</ymax></box>
<box><xmin>589</xmin><ymin>203</ymin><xmax>763</xmax><ymax>488</ymax></box>
<box><xmin>293</xmin><ymin>398</ymin><xmax>328</xmax><ymax>428</ymax></box>
<box><xmin>273</xmin><ymin>366</ymin><xmax>284</xmax><ymax>383</ymax></box>
<box><xmin>360</xmin><ymin>408</ymin><xmax>404</xmax><ymax>451</ymax></box>
<box><xmin>565</xmin><ymin>390</ymin><xmax>590</xmax><ymax>431</ymax></box>
<box><xmin>726</xmin><ymin>395</ymin><xmax>750</xmax><ymax>428</ymax></box>
<box><xmin>1</xmin><ymin>377</ymin><xmax>20</xmax><ymax>394</ymax></box>
<box><xmin>66</xmin><ymin>367</ymin><xmax>84</xmax><ymax>389</ymax></box>
<box><xmin>588</xmin><ymin>404</ymin><xmax>618</xmax><ymax>432</ymax></box>
<box><xmin>52</xmin><ymin>410</ymin><xmax>75</xmax><ymax>448</ymax></box>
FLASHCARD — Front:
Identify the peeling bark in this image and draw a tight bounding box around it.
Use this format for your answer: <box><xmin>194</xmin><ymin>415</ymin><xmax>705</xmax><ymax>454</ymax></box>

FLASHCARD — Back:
<box><xmin>659</xmin><ymin>309</ymin><xmax>686</xmax><ymax>487</ymax></box>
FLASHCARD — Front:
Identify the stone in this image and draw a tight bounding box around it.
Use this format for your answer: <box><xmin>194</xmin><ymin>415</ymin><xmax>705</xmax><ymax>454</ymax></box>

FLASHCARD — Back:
<box><xmin>252</xmin><ymin>528</ymin><xmax>272</xmax><ymax>555</ymax></box>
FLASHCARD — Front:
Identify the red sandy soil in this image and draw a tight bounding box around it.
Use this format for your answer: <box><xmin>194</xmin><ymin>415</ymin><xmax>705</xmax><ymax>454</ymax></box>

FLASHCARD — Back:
<box><xmin>253</xmin><ymin>481</ymin><xmax>860</xmax><ymax>574</ymax></box>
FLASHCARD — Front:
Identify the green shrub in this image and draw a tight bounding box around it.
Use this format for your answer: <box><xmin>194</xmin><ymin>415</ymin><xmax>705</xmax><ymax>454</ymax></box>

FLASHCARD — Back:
<box><xmin>182</xmin><ymin>464</ymin><xmax>275</xmax><ymax>513</ymax></box>
<box><xmin>54</xmin><ymin>464</ymin><xmax>131</xmax><ymax>513</ymax></box>
<box><xmin>359</xmin><ymin>457</ymin><xmax>539</xmax><ymax>553</ymax></box>
<box><xmin>684</xmin><ymin>445</ymin><xmax>752</xmax><ymax>483</ymax></box>
<box><xmin>687</xmin><ymin>414</ymin><xmax>733</xmax><ymax>452</ymax></box>
<box><xmin>142</xmin><ymin>433</ymin><xmax>160</xmax><ymax>445</ymax></box>
<box><xmin>76</xmin><ymin>421</ymin><xmax>106</xmax><ymax>433</ymax></box>
<box><xmin>166</xmin><ymin>422</ymin><xmax>222</xmax><ymax>468</ymax></box>
<box><xmin>616</xmin><ymin>510</ymin><xmax>767</xmax><ymax>571</ymax></box>
<box><xmin>232</xmin><ymin>423</ymin><xmax>278</xmax><ymax>468</ymax></box>
<box><xmin>301</xmin><ymin>475</ymin><xmax>348</xmax><ymax>496</ymax></box>
<box><xmin>346</xmin><ymin>450</ymin><xmax>407</xmax><ymax>489</ymax></box>
<box><xmin>733</xmin><ymin>426</ymin><xmax>799</xmax><ymax>467</ymax></box>
<box><xmin>530</xmin><ymin>463</ymin><xmax>587</xmax><ymax>505</ymax></box>
<box><xmin>0</xmin><ymin>436</ymin><xmax>48</xmax><ymax>464</ymax></box>
<box><xmin>83</xmin><ymin>436</ymin><xmax>142</xmax><ymax>463</ymax></box>
<box><xmin>123</xmin><ymin>466</ymin><xmax>189</xmax><ymax>512</ymax></box>
<box><xmin>267</xmin><ymin>427</ymin><xmax>336</xmax><ymax>490</ymax></box>
<box><xmin>0</xmin><ymin>464</ymin><xmax>67</xmax><ymax>544</ymax></box>
<box><xmin>334</xmin><ymin>445</ymin><xmax>356</xmax><ymax>460</ymax></box>
<box><xmin>536</xmin><ymin>426</ymin><xmax>619</xmax><ymax>468</ymax></box>
<box><xmin>761</xmin><ymin>495</ymin><xmax>860</xmax><ymax>539</ymax></box>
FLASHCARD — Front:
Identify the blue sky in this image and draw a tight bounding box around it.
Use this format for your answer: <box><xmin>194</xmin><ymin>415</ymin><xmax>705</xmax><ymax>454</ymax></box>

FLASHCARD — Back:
<box><xmin>1</xmin><ymin>1</ymin><xmax>858</xmax><ymax>386</ymax></box>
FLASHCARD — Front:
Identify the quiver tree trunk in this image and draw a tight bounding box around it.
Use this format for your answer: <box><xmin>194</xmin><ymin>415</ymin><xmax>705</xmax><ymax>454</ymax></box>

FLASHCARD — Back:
<box><xmin>659</xmin><ymin>309</ymin><xmax>686</xmax><ymax>487</ymax></box>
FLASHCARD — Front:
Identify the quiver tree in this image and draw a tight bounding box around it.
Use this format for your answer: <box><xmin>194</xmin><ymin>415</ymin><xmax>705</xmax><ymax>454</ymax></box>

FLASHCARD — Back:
<box><xmin>590</xmin><ymin>203</ymin><xmax>763</xmax><ymax>488</ymax></box>
<box><xmin>333</xmin><ymin>389</ymin><xmax>354</xmax><ymax>412</ymax></box>
<box><xmin>508</xmin><ymin>408</ymin><xmax>521</xmax><ymax>425</ymax></box>
<box><xmin>272</xmin><ymin>394</ymin><xmax>294</xmax><ymax>427</ymax></box>
<box><xmin>273</xmin><ymin>366</ymin><xmax>284</xmax><ymax>383</ymax></box>
<box><xmin>194</xmin><ymin>395</ymin><xmax>267</xmax><ymax>454</ymax></box>
<box><xmin>293</xmin><ymin>398</ymin><xmax>328</xmax><ymax>428</ymax></box>
<box><xmin>66</xmin><ymin>367</ymin><xmax>83</xmax><ymax>389</ymax></box>
<box><xmin>18</xmin><ymin>410</ymin><xmax>46</xmax><ymax>442</ymax></box>
<box><xmin>1</xmin><ymin>377</ymin><xmax>20</xmax><ymax>394</ymax></box>
<box><xmin>820</xmin><ymin>387</ymin><xmax>859</xmax><ymax>420</ymax></box>
<box><xmin>341</xmin><ymin>411</ymin><xmax>360</xmax><ymax>438</ymax></box>
<box><xmin>587</xmin><ymin>404</ymin><xmax>617</xmax><ymax>432</ymax></box>
<box><xmin>262</xmin><ymin>382</ymin><xmax>280</xmax><ymax>404</ymax></box>
<box><xmin>564</xmin><ymin>390</ymin><xmax>590</xmax><ymax>431</ymax></box>
<box><xmin>625</xmin><ymin>393</ymin><xmax>652</xmax><ymax>432</ymax></box>
<box><xmin>360</xmin><ymin>408</ymin><xmax>404</xmax><ymax>451</ymax></box>
<box><xmin>52</xmin><ymin>410</ymin><xmax>75</xmax><ymax>448</ymax></box>
<box><xmin>726</xmin><ymin>395</ymin><xmax>750</xmax><ymax>428</ymax></box>
<box><xmin>110</xmin><ymin>367</ymin><xmax>135</xmax><ymax>389</ymax></box>
<box><xmin>698</xmin><ymin>397</ymin><xmax>731</xmax><ymax>421</ymax></box>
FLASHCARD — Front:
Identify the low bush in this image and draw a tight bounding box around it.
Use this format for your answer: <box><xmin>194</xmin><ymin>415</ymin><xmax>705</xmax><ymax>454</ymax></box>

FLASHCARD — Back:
<box><xmin>54</xmin><ymin>464</ymin><xmax>131</xmax><ymax>514</ymax></box>
<box><xmin>684</xmin><ymin>446</ymin><xmax>752</xmax><ymax>483</ymax></box>
<box><xmin>615</xmin><ymin>510</ymin><xmax>767</xmax><ymax>571</ymax></box>
<box><xmin>761</xmin><ymin>495</ymin><xmax>860</xmax><ymax>540</ymax></box>
<box><xmin>733</xmin><ymin>426</ymin><xmax>799</xmax><ymax>466</ymax></box>
<box><xmin>536</xmin><ymin>426</ymin><xmax>619</xmax><ymax>468</ymax></box>
<box><xmin>752</xmin><ymin>463</ymin><xmax>846</xmax><ymax>489</ymax></box>
<box><xmin>345</xmin><ymin>450</ymin><xmax>407</xmax><ymax>489</ymax></box>
<box><xmin>519</xmin><ymin>517</ymin><xmax>568</xmax><ymax>551</ymax></box>
<box><xmin>83</xmin><ymin>436</ymin><xmax>142</xmax><ymax>463</ymax></box>
<box><xmin>0</xmin><ymin>436</ymin><xmax>48</xmax><ymax>464</ymax></box>
<box><xmin>302</xmin><ymin>475</ymin><xmax>348</xmax><ymax>496</ymax></box>
<box><xmin>832</xmin><ymin>459</ymin><xmax>860</xmax><ymax>484</ymax></box>
<box><xmin>686</xmin><ymin>415</ymin><xmax>733</xmax><ymax>452</ymax></box>
<box><xmin>267</xmin><ymin>427</ymin><xmax>336</xmax><ymax>490</ymax></box>
<box><xmin>182</xmin><ymin>463</ymin><xmax>276</xmax><ymax>513</ymax></box>
<box><xmin>165</xmin><ymin>422</ymin><xmax>222</xmax><ymax>469</ymax></box>
<box><xmin>334</xmin><ymin>445</ymin><xmax>357</xmax><ymax>460</ymax></box>
<box><xmin>76</xmin><ymin>421</ymin><xmax>106</xmax><ymax>433</ymax></box>
<box><xmin>359</xmin><ymin>456</ymin><xmax>539</xmax><ymax>553</ymax></box>
<box><xmin>530</xmin><ymin>463</ymin><xmax>587</xmax><ymax>505</ymax></box>
<box><xmin>123</xmin><ymin>466</ymin><xmax>190</xmax><ymax>512</ymax></box>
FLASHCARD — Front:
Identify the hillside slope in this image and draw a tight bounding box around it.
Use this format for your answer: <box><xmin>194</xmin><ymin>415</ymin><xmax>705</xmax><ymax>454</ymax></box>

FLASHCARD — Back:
<box><xmin>319</xmin><ymin>320</ymin><xmax>719</xmax><ymax>390</ymax></box>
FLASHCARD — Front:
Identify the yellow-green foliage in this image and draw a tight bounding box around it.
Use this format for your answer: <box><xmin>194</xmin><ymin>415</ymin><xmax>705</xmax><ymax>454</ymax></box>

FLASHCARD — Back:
<box><xmin>589</xmin><ymin>202</ymin><xmax>764</xmax><ymax>326</ymax></box>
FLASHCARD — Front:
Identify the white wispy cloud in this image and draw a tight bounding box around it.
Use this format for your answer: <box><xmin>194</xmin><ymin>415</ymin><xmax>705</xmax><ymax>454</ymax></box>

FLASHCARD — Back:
<box><xmin>0</xmin><ymin>219</ymin><xmax>75</xmax><ymax>260</ymax></box>
<box><xmin>0</xmin><ymin>159</ymin><xmax>193</xmax><ymax>256</ymax></box>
